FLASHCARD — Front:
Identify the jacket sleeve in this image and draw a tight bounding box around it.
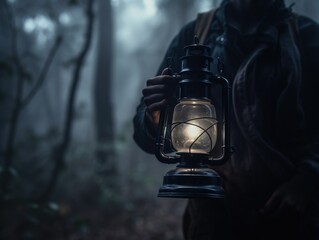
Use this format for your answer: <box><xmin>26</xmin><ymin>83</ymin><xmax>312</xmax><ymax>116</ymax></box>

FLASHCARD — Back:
<box><xmin>132</xmin><ymin>100</ymin><xmax>157</xmax><ymax>154</ymax></box>
<box><xmin>132</xmin><ymin>21</ymin><xmax>196</xmax><ymax>154</ymax></box>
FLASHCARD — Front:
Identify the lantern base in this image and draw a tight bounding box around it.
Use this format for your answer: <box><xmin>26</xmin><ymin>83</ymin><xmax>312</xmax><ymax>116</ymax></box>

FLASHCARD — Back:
<box><xmin>158</xmin><ymin>165</ymin><xmax>225</xmax><ymax>198</ymax></box>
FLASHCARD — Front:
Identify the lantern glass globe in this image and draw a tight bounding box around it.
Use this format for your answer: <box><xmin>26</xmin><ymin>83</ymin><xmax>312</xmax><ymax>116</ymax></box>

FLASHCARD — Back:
<box><xmin>171</xmin><ymin>99</ymin><xmax>218</xmax><ymax>155</ymax></box>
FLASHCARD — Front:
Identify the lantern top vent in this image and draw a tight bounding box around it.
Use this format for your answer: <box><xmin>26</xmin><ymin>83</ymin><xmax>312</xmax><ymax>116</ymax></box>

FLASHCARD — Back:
<box><xmin>180</xmin><ymin>35</ymin><xmax>213</xmax><ymax>77</ymax></box>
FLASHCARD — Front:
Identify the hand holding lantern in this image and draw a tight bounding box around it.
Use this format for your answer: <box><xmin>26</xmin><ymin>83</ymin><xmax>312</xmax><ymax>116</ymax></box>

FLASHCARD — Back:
<box><xmin>155</xmin><ymin>36</ymin><xmax>232</xmax><ymax>198</ymax></box>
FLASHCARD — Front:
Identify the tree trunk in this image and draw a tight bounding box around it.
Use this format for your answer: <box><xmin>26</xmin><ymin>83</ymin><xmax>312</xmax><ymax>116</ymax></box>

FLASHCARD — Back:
<box><xmin>94</xmin><ymin>0</ymin><xmax>114</xmax><ymax>174</ymax></box>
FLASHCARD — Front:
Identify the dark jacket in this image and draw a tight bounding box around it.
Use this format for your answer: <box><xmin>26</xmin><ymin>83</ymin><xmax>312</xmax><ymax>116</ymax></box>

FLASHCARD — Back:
<box><xmin>133</xmin><ymin>0</ymin><xmax>319</xmax><ymax>239</ymax></box>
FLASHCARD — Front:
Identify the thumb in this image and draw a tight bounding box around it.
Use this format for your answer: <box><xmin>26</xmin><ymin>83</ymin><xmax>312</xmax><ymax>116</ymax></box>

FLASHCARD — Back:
<box><xmin>161</xmin><ymin>67</ymin><xmax>173</xmax><ymax>76</ymax></box>
<box><xmin>152</xmin><ymin>111</ymin><xmax>160</xmax><ymax>127</ymax></box>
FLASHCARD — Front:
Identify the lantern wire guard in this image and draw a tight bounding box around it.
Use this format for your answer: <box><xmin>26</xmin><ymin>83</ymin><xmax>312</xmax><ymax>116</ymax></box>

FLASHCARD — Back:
<box><xmin>155</xmin><ymin>36</ymin><xmax>232</xmax><ymax>198</ymax></box>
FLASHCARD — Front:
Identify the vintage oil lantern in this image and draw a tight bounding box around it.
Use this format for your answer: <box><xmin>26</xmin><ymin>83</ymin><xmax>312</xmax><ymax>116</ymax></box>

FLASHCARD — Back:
<box><xmin>155</xmin><ymin>37</ymin><xmax>232</xmax><ymax>198</ymax></box>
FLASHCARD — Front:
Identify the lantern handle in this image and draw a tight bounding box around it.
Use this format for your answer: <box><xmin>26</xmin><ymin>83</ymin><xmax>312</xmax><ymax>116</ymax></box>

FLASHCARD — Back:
<box><xmin>203</xmin><ymin>74</ymin><xmax>233</xmax><ymax>165</ymax></box>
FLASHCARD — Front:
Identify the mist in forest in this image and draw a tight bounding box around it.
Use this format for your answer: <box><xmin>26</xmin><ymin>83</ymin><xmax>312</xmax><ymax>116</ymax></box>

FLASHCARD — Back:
<box><xmin>0</xmin><ymin>0</ymin><xmax>318</xmax><ymax>239</ymax></box>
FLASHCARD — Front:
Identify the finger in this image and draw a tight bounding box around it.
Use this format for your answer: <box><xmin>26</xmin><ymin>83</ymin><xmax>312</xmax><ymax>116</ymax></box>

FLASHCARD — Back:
<box><xmin>142</xmin><ymin>85</ymin><xmax>170</xmax><ymax>97</ymax></box>
<box><xmin>143</xmin><ymin>94</ymin><xmax>166</xmax><ymax>107</ymax></box>
<box><xmin>152</xmin><ymin>111</ymin><xmax>161</xmax><ymax>126</ymax></box>
<box><xmin>147</xmin><ymin>99</ymin><xmax>168</xmax><ymax>113</ymax></box>
<box><xmin>146</xmin><ymin>76</ymin><xmax>175</xmax><ymax>86</ymax></box>
<box><xmin>162</xmin><ymin>67</ymin><xmax>173</xmax><ymax>75</ymax></box>
<box><xmin>145</xmin><ymin>111</ymin><xmax>159</xmax><ymax>128</ymax></box>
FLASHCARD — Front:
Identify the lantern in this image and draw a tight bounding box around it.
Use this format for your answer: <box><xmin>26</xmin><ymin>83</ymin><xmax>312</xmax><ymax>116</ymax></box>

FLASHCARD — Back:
<box><xmin>155</xmin><ymin>37</ymin><xmax>232</xmax><ymax>198</ymax></box>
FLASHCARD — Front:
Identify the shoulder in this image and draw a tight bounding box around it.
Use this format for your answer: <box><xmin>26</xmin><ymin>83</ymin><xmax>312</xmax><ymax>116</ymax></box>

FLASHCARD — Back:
<box><xmin>297</xmin><ymin>15</ymin><xmax>319</xmax><ymax>51</ymax></box>
<box><xmin>296</xmin><ymin>16</ymin><xmax>319</xmax><ymax>94</ymax></box>
<box><xmin>297</xmin><ymin>14</ymin><xmax>319</xmax><ymax>34</ymax></box>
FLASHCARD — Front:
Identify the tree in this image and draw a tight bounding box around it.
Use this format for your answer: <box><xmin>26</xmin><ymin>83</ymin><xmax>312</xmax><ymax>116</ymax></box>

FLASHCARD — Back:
<box><xmin>0</xmin><ymin>0</ymin><xmax>62</xmax><ymax>201</ymax></box>
<box><xmin>94</xmin><ymin>0</ymin><xmax>115</xmax><ymax>175</ymax></box>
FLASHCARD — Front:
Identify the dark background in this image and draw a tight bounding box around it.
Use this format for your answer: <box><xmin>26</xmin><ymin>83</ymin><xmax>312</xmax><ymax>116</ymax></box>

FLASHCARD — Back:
<box><xmin>0</xmin><ymin>0</ymin><xmax>317</xmax><ymax>239</ymax></box>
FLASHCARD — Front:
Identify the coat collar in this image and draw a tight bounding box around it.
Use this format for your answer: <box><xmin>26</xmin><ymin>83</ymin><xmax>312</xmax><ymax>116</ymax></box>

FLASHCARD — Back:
<box><xmin>214</xmin><ymin>0</ymin><xmax>293</xmax><ymax>37</ymax></box>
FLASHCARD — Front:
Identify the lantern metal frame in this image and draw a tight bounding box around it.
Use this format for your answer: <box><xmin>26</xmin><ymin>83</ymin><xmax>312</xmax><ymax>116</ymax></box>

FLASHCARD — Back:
<box><xmin>155</xmin><ymin>39</ymin><xmax>232</xmax><ymax>198</ymax></box>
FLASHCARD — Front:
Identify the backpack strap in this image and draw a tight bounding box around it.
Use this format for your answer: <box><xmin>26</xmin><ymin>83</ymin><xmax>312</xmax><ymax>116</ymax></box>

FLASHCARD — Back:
<box><xmin>194</xmin><ymin>9</ymin><xmax>216</xmax><ymax>45</ymax></box>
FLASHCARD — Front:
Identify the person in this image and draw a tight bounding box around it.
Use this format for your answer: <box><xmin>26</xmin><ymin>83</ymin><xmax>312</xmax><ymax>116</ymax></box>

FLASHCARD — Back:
<box><xmin>133</xmin><ymin>0</ymin><xmax>319</xmax><ymax>239</ymax></box>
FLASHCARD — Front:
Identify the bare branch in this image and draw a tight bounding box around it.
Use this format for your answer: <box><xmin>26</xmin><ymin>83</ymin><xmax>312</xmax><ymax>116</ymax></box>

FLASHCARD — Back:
<box><xmin>40</xmin><ymin>0</ymin><xmax>95</xmax><ymax>201</ymax></box>
<box><xmin>1</xmin><ymin>2</ymin><xmax>63</xmax><ymax>198</ymax></box>
<box><xmin>19</xmin><ymin>35</ymin><xmax>63</xmax><ymax>110</ymax></box>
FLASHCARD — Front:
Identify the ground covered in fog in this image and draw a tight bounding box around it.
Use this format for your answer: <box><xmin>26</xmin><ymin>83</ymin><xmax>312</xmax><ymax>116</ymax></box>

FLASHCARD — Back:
<box><xmin>65</xmin><ymin>199</ymin><xmax>186</xmax><ymax>240</ymax></box>
<box><xmin>11</xmin><ymin>198</ymin><xmax>186</xmax><ymax>240</ymax></box>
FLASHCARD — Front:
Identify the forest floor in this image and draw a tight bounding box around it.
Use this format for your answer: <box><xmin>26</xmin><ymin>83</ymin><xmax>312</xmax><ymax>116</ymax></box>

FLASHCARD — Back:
<box><xmin>49</xmin><ymin>198</ymin><xmax>187</xmax><ymax>240</ymax></box>
<box><xmin>64</xmin><ymin>198</ymin><xmax>186</xmax><ymax>240</ymax></box>
<box><xmin>9</xmin><ymin>197</ymin><xmax>188</xmax><ymax>240</ymax></box>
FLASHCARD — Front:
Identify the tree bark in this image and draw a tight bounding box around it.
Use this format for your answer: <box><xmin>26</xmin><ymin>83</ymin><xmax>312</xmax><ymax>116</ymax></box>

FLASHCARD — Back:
<box><xmin>94</xmin><ymin>0</ymin><xmax>114</xmax><ymax>173</ymax></box>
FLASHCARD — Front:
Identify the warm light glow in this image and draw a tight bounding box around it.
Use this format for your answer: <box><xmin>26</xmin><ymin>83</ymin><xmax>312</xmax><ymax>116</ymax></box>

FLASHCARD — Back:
<box><xmin>171</xmin><ymin>99</ymin><xmax>218</xmax><ymax>154</ymax></box>
<box><xmin>183</xmin><ymin>124</ymin><xmax>202</xmax><ymax>142</ymax></box>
